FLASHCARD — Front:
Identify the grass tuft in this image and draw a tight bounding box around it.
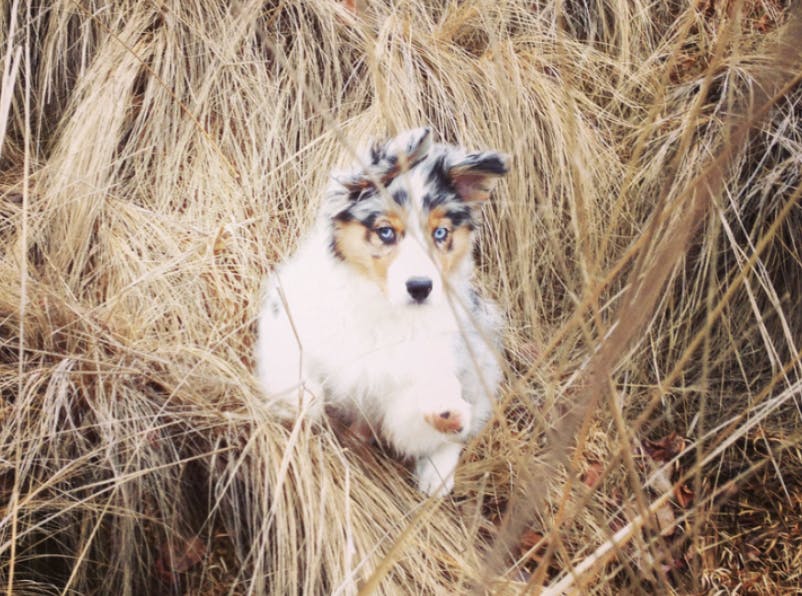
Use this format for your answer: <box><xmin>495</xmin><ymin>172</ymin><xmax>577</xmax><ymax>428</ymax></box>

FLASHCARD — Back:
<box><xmin>1</xmin><ymin>0</ymin><xmax>801</xmax><ymax>593</ymax></box>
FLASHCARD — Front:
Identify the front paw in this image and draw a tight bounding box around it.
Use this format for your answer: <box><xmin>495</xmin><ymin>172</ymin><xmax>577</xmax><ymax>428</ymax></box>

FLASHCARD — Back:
<box><xmin>417</xmin><ymin>460</ymin><xmax>455</xmax><ymax>497</ymax></box>
<box><xmin>415</xmin><ymin>442</ymin><xmax>464</xmax><ymax>497</ymax></box>
<box><xmin>381</xmin><ymin>377</ymin><xmax>471</xmax><ymax>456</ymax></box>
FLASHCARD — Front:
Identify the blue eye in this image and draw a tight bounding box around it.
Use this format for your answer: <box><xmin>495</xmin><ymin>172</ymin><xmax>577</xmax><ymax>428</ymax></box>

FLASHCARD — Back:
<box><xmin>433</xmin><ymin>227</ymin><xmax>449</xmax><ymax>242</ymax></box>
<box><xmin>376</xmin><ymin>226</ymin><xmax>396</xmax><ymax>243</ymax></box>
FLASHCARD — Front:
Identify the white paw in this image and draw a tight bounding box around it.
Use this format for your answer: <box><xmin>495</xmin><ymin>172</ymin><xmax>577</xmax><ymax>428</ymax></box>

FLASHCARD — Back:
<box><xmin>416</xmin><ymin>458</ymin><xmax>456</xmax><ymax>497</ymax></box>
<box><xmin>414</xmin><ymin>442</ymin><xmax>464</xmax><ymax>497</ymax></box>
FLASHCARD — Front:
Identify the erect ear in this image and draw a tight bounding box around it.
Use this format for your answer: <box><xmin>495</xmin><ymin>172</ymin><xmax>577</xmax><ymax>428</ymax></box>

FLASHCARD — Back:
<box><xmin>336</xmin><ymin>127</ymin><xmax>433</xmax><ymax>192</ymax></box>
<box><xmin>381</xmin><ymin>126</ymin><xmax>432</xmax><ymax>168</ymax></box>
<box><xmin>448</xmin><ymin>151</ymin><xmax>510</xmax><ymax>202</ymax></box>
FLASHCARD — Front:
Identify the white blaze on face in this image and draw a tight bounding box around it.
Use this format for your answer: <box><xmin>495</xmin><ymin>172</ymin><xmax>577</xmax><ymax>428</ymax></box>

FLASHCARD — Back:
<box><xmin>381</xmin><ymin>171</ymin><xmax>428</xmax><ymax>305</ymax></box>
<box><xmin>386</xmin><ymin>208</ymin><xmax>442</xmax><ymax>306</ymax></box>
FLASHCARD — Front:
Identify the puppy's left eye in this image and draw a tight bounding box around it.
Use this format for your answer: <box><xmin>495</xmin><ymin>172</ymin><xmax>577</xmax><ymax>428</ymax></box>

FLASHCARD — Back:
<box><xmin>376</xmin><ymin>226</ymin><xmax>397</xmax><ymax>244</ymax></box>
<box><xmin>432</xmin><ymin>227</ymin><xmax>449</xmax><ymax>242</ymax></box>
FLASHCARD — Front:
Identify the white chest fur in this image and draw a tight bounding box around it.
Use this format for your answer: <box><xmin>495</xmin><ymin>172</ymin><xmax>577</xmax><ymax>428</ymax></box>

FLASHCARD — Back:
<box><xmin>264</xmin><ymin>231</ymin><xmax>460</xmax><ymax>407</ymax></box>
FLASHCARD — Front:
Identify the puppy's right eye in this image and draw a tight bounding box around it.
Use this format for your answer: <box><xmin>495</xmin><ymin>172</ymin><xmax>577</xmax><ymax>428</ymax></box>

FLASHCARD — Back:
<box><xmin>432</xmin><ymin>226</ymin><xmax>449</xmax><ymax>243</ymax></box>
<box><xmin>376</xmin><ymin>226</ymin><xmax>396</xmax><ymax>244</ymax></box>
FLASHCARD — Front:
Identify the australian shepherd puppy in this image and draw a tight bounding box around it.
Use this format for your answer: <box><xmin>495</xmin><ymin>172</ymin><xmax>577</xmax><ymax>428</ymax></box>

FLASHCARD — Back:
<box><xmin>255</xmin><ymin>128</ymin><xmax>508</xmax><ymax>496</ymax></box>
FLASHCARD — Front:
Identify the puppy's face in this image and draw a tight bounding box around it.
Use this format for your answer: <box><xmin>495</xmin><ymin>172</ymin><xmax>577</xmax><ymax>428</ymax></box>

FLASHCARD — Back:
<box><xmin>326</xmin><ymin>128</ymin><xmax>508</xmax><ymax>307</ymax></box>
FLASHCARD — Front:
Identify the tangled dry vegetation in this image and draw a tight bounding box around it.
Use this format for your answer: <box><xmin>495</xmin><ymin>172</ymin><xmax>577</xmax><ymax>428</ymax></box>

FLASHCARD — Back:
<box><xmin>1</xmin><ymin>0</ymin><xmax>801</xmax><ymax>593</ymax></box>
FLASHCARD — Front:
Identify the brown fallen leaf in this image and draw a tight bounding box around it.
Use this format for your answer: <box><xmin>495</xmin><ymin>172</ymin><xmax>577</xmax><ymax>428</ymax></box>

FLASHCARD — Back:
<box><xmin>155</xmin><ymin>535</ymin><xmax>206</xmax><ymax>582</ymax></box>
<box><xmin>642</xmin><ymin>432</ymin><xmax>686</xmax><ymax>463</ymax></box>
<box><xmin>520</xmin><ymin>529</ymin><xmax>545</xmax><ymax>550</ymax></box>
<box><xmin>581</xmin><ymin>461</ymin><xmax>603</xmax><ymax>488</ymax></box>
<box><xmin>518</xmin><ymin>529</ymin><xmax>547</xmax><ymax>563</ymax></box>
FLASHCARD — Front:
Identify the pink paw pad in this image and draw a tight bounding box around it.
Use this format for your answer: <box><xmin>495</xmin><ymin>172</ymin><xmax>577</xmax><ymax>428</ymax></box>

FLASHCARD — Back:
<box><xmin>424</xmin><ymin>411</ymin><xmax>464</xmax><ymax>434</ymax></box>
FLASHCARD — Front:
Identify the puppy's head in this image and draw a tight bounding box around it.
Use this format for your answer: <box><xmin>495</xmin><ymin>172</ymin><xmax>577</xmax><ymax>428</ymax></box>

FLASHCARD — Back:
<box><xmin>325</xmin><ymin>128</ymin><xmax>508</xmax><ymax>306</ymax></box>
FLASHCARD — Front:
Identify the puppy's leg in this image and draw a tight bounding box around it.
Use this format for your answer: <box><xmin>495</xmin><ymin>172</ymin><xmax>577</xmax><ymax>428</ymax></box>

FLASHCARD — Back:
<box><xmin>269</xmin><ymin>380</ymin><xmax>325</xmax><ymax>421</ymax></box>
<box><xmin>348</xmin><ymin>417</ymin><xmax>375</xmax><ymax>442</ymax></box>
<box><xmin>381</xmin><ymin>375</ymin><xmax>471</xmax><ymax>458</ymax></box>
<box><xmin>255</xmin><ymin>284</ymin><xmax>324</xmax><ymax>421</ymax></box>
<box><xmin>415</xmin><ymin>442</ymin><xmax>464</xmax><ymax>497</ymax></box>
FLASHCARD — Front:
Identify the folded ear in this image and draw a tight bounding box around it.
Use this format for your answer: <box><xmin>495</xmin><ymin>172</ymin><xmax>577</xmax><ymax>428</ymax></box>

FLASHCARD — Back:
<box><xmin>448</xmin><ymin>151</ymin><xmax>510</xmax><ymax>202</ymax></box>
<box><xmin>336</xmin><ymin>127</ymin><xmax>433</xmax><ymax>192</ymax></box>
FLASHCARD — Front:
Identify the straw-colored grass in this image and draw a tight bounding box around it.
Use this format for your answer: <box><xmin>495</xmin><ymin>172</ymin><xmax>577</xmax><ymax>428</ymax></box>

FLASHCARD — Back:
<box><xmin>1</xmin><ymin>0</ymin><xmax>800</xmax><ymax>593</ymax></box>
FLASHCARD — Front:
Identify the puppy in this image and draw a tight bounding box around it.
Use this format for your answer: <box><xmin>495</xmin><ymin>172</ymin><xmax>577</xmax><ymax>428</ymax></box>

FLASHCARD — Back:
<box><xmin>255</xmin><ymin>128</ymin><xmax>507</xmax><ymax>496</ymax></box>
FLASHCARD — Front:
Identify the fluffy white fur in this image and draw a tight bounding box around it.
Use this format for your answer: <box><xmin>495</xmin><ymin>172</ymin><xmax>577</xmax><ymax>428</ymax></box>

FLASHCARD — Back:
<box><xmin>255</xmin><ymin>128</ymin><xmax>506</xmax><ymax>496</ymax></box>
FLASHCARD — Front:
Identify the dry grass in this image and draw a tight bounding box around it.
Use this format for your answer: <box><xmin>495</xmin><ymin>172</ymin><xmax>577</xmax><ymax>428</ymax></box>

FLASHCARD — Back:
<box><xmin>1</xmin><ymin>0</ymin><xmax>801</xmax><ymax>593</ymax></box>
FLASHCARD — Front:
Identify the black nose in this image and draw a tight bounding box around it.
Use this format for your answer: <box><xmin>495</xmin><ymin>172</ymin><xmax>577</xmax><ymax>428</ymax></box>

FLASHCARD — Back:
<box><xmin>406</xmin><ymin>277</ymin><xmax>433</xmax><ymax>302</ymax></box>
